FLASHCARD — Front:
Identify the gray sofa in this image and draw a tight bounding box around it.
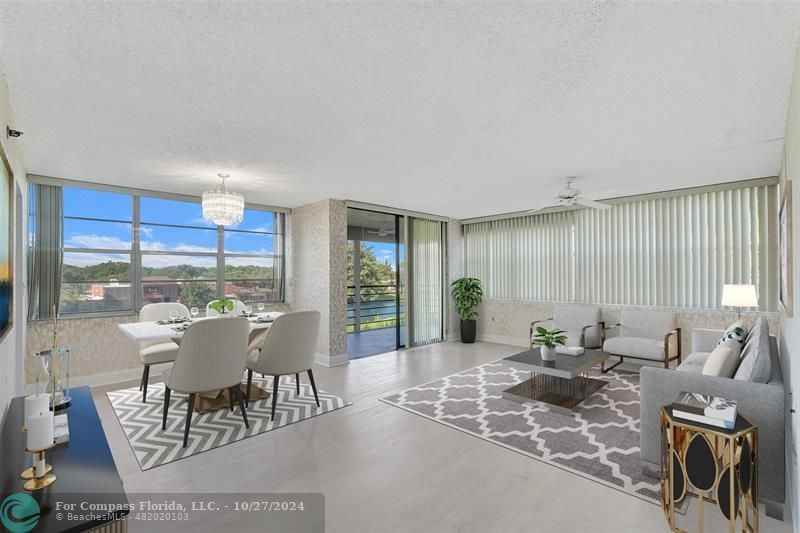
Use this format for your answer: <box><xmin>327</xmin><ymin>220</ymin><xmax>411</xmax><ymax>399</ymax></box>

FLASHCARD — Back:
<box><xmin>639</xmin><ymin>317</ymin><xmax>785</xmax><ymax>518</ymax></box>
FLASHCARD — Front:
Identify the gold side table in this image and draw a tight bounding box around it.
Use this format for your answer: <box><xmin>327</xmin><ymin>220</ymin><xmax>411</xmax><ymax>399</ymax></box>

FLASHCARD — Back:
<box><xmin>660</xmin><ymin>406</ymin><xmax>758</xmax><ymax>533</ymax></box>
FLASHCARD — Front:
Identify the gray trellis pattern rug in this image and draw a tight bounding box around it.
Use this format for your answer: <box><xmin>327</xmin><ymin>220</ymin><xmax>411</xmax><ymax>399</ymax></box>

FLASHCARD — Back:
<box><xmin>381</xmin><ymin>360</ymin><xmax>664</xmax><ymax>506</ymax></box>
<box><xmin>108</xmin><ymin>375</ymin><xmax>349</xmax><ymax>470</ymax></box>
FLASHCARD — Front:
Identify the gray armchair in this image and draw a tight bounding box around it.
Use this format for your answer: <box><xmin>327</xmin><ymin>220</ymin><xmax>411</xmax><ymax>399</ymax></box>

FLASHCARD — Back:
<box><xmin>601</xmin><ymin>308</ymin><xmax>681</xmax><ymax>371</ymax></box>
<box><xmin>529</xmin><ymin>304</ymin><xmax>603</xmax><ymax>349</ymax></box>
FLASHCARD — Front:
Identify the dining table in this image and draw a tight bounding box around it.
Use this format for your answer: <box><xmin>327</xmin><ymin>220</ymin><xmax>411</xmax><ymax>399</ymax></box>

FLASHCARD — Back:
<box><xmin>117</xmin><ymin>311</ymin><xmax>284</xmax><ymax>343</ymax></box>
<box><xmin>117</xmin><ymin>311</ymin><xmax>285</xmax><ymax>412</ymax></box>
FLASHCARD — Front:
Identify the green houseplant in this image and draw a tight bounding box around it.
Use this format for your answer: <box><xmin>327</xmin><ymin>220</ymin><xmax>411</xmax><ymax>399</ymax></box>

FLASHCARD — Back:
<box><xmin>532</xmin><ymin>326</ymin><xmax>567</xmax><ymax>361</ymax></box>
<box><xmin>208</xmin><ymin>298</ymin><xmax>235</xmax><ymax>315</ymax></box>
<box><xmin>451</xmin><ymin>277</ymin><xmax>483</xmax><ymax>343</ymax></box>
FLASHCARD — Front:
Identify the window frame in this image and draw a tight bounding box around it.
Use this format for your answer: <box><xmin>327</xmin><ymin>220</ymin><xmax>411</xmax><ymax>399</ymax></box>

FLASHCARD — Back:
<box><xmin>29</xmin><ymin>177</ymin><xmax>288</xmax><ymax>319</ymax></box>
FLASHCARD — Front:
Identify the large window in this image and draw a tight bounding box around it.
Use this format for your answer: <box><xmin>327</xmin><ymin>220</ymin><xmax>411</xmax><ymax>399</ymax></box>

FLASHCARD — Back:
<box><xmin>139</xmin><ymin>197</ymin><xmax>219</xmax><ymax>308</ymax></box>
<box><xmin>463</xmin><ymin>181</ymin><xmax>779</xmax><ymax>311</ymax></box>
<box><xmin>224</xmin><ymin>209</ymin><xmax>283</xmax><ymax>304</ymax></box>
<box><xmin>31</xmin><ymin>183</ymin><xmax>286</xmax><ymax>317</ymax></box>
<box><xmin>61</xmin><ymin>188</ymin><xmax>134</xmax><ymax>314</ymax></box>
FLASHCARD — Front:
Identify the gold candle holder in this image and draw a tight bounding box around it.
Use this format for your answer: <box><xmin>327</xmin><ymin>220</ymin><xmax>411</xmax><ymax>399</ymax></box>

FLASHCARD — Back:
<box><xmin>21</xmin><ymin>444</ymin><xmax>56</xmax><ymax>491</ymax></box>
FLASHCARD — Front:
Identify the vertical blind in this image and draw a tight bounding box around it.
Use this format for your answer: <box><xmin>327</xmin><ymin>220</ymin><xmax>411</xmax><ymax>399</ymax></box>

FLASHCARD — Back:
<box><xmin>410</xmin><ymin>218</ymin><xmax>445</xmax><ymax>345</ymax></box>
<box><xmin>463</xmin><ymin>211</ymin><xmax>573</xmax><ymax>301</ymax></box>
<box><xmin>463</xmin><ymin>183</ymin><xmax>778</xmax><ymax>311</ymax></box>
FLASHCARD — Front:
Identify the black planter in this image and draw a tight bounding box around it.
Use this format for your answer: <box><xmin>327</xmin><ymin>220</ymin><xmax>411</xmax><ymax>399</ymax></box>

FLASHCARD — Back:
<box><xmin>460</xmin><ymin>319</ymin><xmax>477</xmax><ymax>343</ymax></box>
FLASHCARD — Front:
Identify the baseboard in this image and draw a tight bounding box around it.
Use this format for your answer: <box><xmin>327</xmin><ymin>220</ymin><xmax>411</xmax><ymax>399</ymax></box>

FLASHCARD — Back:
<box><xmin>315</xmin><ymin>352</ymin><xmax>349</xmax><ymax>367</ymax></box>
<box><xmin>476</xmin><ymin>333</ymin><xmax>529</xmax><ymax>348</ymax></box>
<box><xmin>24</xmin><ymin>363</ymin><xmax>172</xmax><ymax>395</ymax></box>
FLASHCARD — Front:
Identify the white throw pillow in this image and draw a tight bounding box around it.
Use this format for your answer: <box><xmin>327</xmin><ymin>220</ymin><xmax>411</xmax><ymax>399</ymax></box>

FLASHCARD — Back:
<box><xmin>702</xmin><ymin>342</ymin><xmax>741</xmax><ymax>378</ymax></box>
<box><xmin>718</xmin><ymin>320</ymin><xmax>748</xmax><ymax>347</ymax></box>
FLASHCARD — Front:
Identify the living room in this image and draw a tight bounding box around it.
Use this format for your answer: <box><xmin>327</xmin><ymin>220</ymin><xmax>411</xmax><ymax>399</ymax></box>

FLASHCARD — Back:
<box><xmin>1</xmin><ymin>2</ymin><xmax>799</xmax><ymax>533</ymax></box>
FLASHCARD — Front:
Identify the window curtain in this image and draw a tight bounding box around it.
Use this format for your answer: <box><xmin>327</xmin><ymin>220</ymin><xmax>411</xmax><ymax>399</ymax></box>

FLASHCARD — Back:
<box><xmin>463</xmin><ymin>211</ymin><xmax>574</xmax><ymax>301</ymax></box>
<box><xmin>573</xmin><ymin>184</ymin><xmax>778</xmax><ymax>311</ymax></box>
<box><xmin>462</xmin><ymin>182</ymin><xmax>778</xmax><ymax>311</ymax></box>
<box><xmin>28</xmin><ymin>183</ymin><xmax>63</xmax><ymax>319</ymax></box>
<box><xmin>409</xmin><ymin>218</ymin><xmax>445</xmax><ymax>346</ymax></box>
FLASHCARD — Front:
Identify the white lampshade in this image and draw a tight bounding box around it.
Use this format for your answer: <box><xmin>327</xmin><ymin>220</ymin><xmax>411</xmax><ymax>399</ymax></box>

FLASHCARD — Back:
<box><xmin>721</xmin><ymin>284</ymin><xmax>758</xmax><ymax>308</ymax></box>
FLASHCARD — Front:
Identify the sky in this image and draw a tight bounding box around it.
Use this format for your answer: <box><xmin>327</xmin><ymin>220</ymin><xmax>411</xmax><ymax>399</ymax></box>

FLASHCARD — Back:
<box><xmin>61</xmin><ymin>188</ymin><xmax>277</xmax><ymax>270</ymax></box>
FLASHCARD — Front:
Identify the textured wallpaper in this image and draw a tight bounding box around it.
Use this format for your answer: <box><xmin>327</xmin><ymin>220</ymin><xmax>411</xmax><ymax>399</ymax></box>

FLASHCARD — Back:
<box><xmin>26</xmin><ymin>314</ymin><xmax>140</xmax><ymax>384</ymax></box>
<box><xmin>473</xmin><ymin>299</ymin><xmax>780</xmax><ymax>350</ymax></box>
<box><xmin>328</xmin><ymin>200</ymin><xmax>348</xmax><ymax>356</ymax></box>
<box><xmin>288</xmin><ymin>199</ymin><xmax>348</xmax><ymax>359</ymax></box>
<box><xmin>289</xmin><ymin>200</ymin><xmax>332</xmax><ymax>355</ymax></box>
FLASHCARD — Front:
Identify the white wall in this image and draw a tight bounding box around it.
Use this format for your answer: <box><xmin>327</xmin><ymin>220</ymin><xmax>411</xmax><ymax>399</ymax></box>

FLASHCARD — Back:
<box><xmin>0</xmin><ymin>62</ymin><xmax>28</xmax><ymax>424</ymax></box>
<box><xmin>779</xmin><ymin>38</ymin><xmax>800</xmax><ymax>531</ymax></box>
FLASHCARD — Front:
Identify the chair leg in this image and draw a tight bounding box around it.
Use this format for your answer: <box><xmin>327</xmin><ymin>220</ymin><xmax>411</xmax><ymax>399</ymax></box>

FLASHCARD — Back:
<box><xmin>245</xmin><ymin>369</ymin><xmax>253</xmax><ymax>408</ymax></box>
<box><xmin>295</xmin><ymin>373</ymin><xmax>300</xmax><ymax>395</ymax></box>
<box><xmin>141</xmin><ymin>365</ymin><xmax>151</xmax><ymax>403</ymax></box>
<box><xmin>231</xmin><ymin>386</ymin><xmax>250</xmax><ymax>429</ymax></box>
<box><xmin>307</xmin><ymin>369</ymin><xmax>320</xmax><ymax>407</ymax></box>
<box><xmin>183</xmin><ymin>393</ymin><xmax>196</xmax><ymax>448</ymax></box>
<box><xmin>228</xmin><ymin>387</ymin><xmax>234</xmax><ymax>412</ymax></box>
<box><xmin>162</xmin><ymin>386</ymin><xmax>171</xmax><ymax>430</ymax></box>
<box><xmin>271</xmin><ymin>376</ymin><xmax>279</xmax><ymax>421</ymax></box>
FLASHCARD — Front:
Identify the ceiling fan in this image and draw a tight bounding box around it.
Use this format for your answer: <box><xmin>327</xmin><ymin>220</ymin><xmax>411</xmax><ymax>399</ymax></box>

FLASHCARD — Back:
<box><xmin>530</xmin><ymin>177</ymin><xmax>612</xmax><ymax>213</ymax></box>
<box><xmin>367</xmin><ymin>227</ymin><xmax>396</xmax><ymax>237</ymax></box>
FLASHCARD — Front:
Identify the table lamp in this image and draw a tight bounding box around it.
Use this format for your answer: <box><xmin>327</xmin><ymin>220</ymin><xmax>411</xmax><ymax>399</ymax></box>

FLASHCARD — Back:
<box><xmin>721</xmin><ymin>284</ymin><xmax>758</xmax><ymax>318</ymax></box>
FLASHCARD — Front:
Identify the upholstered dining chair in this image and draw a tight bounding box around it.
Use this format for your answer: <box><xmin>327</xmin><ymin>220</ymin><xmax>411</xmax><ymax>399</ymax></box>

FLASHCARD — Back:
<box><xmin>138</xmin><ymin>302</ymin><xmax>190</xmax><ymax>402</ymax></box>
<box><xmin>161</xmin><ymin>317</ymin><xmax>250</xmax><ymax>447</ymax></box>
<box><xmin>244</xmin><ymin>310</ymin><xmax>321</xmax><ymax>420</ymax></box>
<box><xmin>206</xmin><ymin>299</ymin><xmax>248</xmax><ymax>317</ymax></box>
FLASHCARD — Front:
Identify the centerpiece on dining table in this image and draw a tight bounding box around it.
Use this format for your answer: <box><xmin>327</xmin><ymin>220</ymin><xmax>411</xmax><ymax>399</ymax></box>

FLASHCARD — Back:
<box><xmin>208</xmin><ymin>298</ymin><xmax>235</xmax><ymax>315</ymax></box>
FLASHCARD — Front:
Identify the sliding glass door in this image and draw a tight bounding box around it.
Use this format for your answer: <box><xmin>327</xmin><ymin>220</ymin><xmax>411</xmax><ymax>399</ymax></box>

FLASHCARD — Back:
<box><xmin>346</xmin><ymin>208</ymin><xmax>405</xmax><ymax>359</ymax></box>
<box><xmin>408</xmin><ymin>218</ymin><xmax>445</xmax><ymax>346</ymax></box>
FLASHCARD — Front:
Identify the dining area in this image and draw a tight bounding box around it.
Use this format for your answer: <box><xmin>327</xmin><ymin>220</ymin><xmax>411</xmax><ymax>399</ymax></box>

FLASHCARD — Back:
<box><xmin>116</xmin><ymin>300</ymin><xmax>325</xmax><ymax>449</ymax></box>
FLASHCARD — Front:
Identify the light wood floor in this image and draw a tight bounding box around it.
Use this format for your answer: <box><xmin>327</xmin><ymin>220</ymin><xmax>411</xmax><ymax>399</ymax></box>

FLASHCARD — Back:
<box><xmin>91</xmin><ymin>341</ymin><xmax>792</xmax><ymax>533</ymax></box>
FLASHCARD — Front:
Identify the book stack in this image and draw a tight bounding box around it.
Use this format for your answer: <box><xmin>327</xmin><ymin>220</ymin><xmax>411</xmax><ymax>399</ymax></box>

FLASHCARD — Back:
<box><xmin>672</xmin><ymin>392</ymin><xmax>738</xmax><ymax>430</ymax></box>
<box><xmin>556</xmin><ymin>346</ymin><xmax>584</xmax><ymax>356</ymax></box>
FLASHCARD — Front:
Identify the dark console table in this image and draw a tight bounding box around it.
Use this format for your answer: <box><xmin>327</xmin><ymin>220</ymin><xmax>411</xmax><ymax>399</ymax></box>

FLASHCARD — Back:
<box><xmin>1</xmin><ymin>386</ymin><xmax>129</xmax><ymax>532</ymax></box>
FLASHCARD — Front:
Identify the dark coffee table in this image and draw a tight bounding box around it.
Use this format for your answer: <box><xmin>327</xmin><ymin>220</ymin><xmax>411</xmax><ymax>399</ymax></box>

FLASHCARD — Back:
<box><xmin>501</xmin><ymin>348</ymin><xmax>610</xmax><ymax>413</ymax></box>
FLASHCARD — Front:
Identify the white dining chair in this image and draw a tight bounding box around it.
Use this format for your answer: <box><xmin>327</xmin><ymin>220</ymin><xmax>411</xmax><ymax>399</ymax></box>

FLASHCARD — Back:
<box><xmin>161</xmin><ymin>316</ymin><xmax>250</xmax><ymax>447</ymax></box>
<box><xmin>138</xmin><ymin>302</ymin><xmax>189</xmax><ymax>402</ymax></box>
<box><xmin>244</xmin><ymin>310</ymin><xmax>321</xmax><ymax>420</ymax></box>
<box><xmin>206</xmin><ymin>299</ymin><xmax>248</xmax><ymax>317</ymax></box>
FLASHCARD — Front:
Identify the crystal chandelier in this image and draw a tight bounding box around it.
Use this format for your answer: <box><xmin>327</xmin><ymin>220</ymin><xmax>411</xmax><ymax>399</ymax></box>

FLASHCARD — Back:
<box><xmin>202</xmin><ymin>173</ymin><xmax>245</xmax><ymax>226</ymax></box>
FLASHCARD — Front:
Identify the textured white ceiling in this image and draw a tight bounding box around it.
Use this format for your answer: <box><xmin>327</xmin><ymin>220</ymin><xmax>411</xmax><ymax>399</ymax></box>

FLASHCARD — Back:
<box><xmin>1</xmin><ymin>1</ymin><xmax>799</xmax><ymax>219</ymax></box>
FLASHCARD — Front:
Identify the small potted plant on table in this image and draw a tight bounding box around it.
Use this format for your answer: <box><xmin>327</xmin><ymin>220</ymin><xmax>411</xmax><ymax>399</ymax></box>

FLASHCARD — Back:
<box><xmin>532</xmin><ymin>327</ymin><xmax>567</xmax><ymax>361</ymax></box>
<box><xmin>451</xmin><ymin>277</ymin><xmax>483</xmax><ymax>344</ymax></box>
<box><xmin>208</xmin><ymin>298</ymin><xmax>234</xmax><ymax>315</ymax></box>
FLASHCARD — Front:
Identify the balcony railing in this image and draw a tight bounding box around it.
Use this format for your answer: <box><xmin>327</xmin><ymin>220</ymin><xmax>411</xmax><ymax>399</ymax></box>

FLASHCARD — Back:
<box><xmin>347</xmin><ymin>284</ymin><xmax>405</xmax><ymax>333</ymax></box>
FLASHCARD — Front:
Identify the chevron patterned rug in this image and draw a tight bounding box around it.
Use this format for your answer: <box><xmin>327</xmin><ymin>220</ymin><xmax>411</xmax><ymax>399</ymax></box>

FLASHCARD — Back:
<box><xmin>381</xmin><ymin>360</ymin><xmax>666</xmax><ymax>507</ymax></box>
<box><xmin>108</xmin><ymin>375</ymin><xmax>349</xmax><ymax>470</ymax></box>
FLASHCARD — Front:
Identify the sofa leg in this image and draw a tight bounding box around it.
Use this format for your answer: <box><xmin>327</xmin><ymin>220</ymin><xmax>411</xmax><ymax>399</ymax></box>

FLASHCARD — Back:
<box><xmin>764</xmin><ymin>499</ymin><xmax>783</xmax><ymax>521</ymax></box>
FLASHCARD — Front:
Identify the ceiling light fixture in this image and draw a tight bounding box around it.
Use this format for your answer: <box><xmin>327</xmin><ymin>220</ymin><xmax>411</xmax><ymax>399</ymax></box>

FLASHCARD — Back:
<box><xmin>202</xmin><ymin>173</ymin><xmax>245</xmax><ymax>226</ymax></box>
